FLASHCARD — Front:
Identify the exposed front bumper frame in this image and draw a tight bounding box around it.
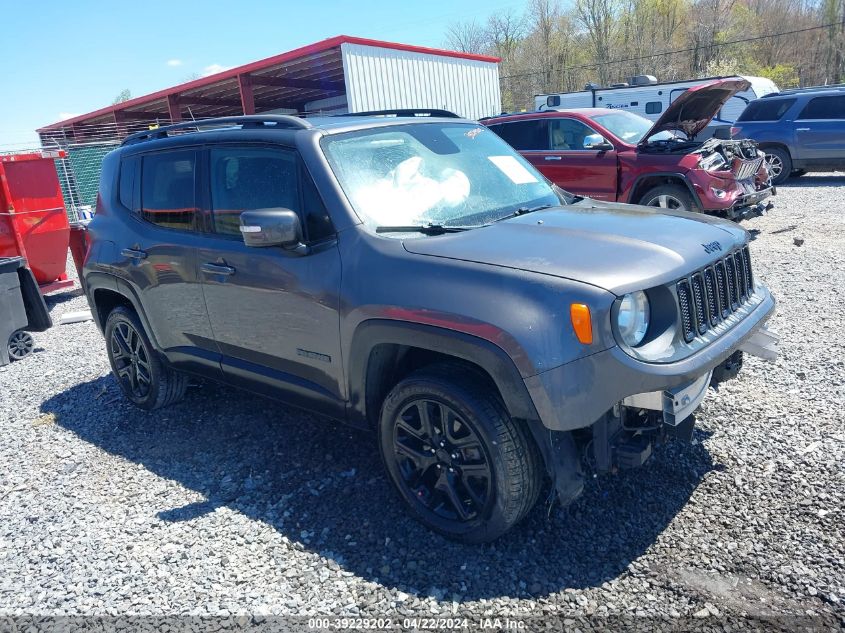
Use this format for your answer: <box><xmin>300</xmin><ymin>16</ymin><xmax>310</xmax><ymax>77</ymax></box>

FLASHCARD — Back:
<box><xmin>623</xmin><ymin>370</ymin><xmax>713</xmax><ymax>426</ymax></box>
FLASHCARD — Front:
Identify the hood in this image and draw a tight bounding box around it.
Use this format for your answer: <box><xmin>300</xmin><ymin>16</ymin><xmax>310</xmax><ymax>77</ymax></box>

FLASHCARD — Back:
<box><xmin>403</xmin><ymin>200</ymin><xmax>748</xmax><ymax>296</ymax></box>
<box><xmin>643</xmin><ymin>78</ymin><xmax>751</xmax><ymax>141</ymax></box>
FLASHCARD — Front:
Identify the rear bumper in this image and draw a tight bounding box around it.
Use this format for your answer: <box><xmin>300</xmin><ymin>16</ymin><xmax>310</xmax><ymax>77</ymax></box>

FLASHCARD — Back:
<box><xmin>524</xmin><ymin>286</ymin><xmax>776</xmax><ymax>432</ymax></box>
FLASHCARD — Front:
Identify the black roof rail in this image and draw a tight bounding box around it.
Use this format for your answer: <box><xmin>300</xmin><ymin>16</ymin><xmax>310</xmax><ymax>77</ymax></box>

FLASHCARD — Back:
<box><xmin>337</xmin><ymin>108</ymin><xmax>461</xmax><ymax>118</ymax></box>
<box><xmin>121</xmin><ymin>115</ymin><xmax>311</xmax><ymax>146</ymax></box>
<box><xmin>762</xmin><ymin>84</ymin><xmax>845</xmax><ymax>97</ymax></box>
<box><xmin>478</xmin><ymin>111</ymin><xmax>523</xmax><ymax>121</ymax></box>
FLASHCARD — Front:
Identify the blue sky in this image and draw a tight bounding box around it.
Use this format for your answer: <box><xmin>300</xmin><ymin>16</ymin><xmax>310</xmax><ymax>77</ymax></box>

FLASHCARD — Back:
<box><xmin>0</xmin><ymin>0</ymin><xmax>524</xmax><ymax>148</ymax></box>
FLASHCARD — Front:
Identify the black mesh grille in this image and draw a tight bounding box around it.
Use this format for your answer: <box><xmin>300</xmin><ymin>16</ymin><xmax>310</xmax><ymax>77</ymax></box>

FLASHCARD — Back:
<box><xmin>742</xmin><ymin>246</ymin><xmax>754</xmax><ymax>295</ymax></box>
<box><xmin>704</xmin><ymin>267</ymin><xmax>720</xmax><ymax>324</ymax></box>
<box><xmin>715</xmin><ymin>261</ymin><xmax>729</xmax><ymax>318</ymax></box>
<box><xmin>725</xmin><ymin>256</ymin><xmax>738</xmax><ymax>309</ymax></box>
<box><xmin>677</xmin><ymin>247</ymin><xmax>756</xmax><ymax>344</ymax></box>
<box><xmin>691</xmin><ymin>273</ymin><xmax>708</xmax><ymax>334</ymax></box>
<box><xmin>677</xmin><ymin>280</ymin><xmax>695</xmax><ymax>342</ymax></box>
<box><xmin>735</xmin><ymin>253</ymin><xmax>748</xmax><ymax>301</ymax></box>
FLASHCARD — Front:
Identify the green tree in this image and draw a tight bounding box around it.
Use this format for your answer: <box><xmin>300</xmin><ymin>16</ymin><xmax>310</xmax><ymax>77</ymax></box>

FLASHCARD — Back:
<box><xmin>112</xmin><ymin>89</ymin><xmax>131</xmax><ymax>104</ymax></box>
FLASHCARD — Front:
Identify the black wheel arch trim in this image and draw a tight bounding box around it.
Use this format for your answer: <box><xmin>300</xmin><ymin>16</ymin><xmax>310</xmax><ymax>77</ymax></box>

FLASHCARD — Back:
<box><xmin>757</xmin><ymin>142</ymin><xmax>792</xmax><ymax>157</ymax></box>
<box><xmin>628</xmin><ymin>172</ymin><xmax>703</xmax><ymax>208</ymax></box>
<box><xmin>346</xmin><ymin>320</ymin><xmax>540</xmax><ymax>427</ymax></box>
<box><xmin>84</xmin><ymin>273</ymin><xmax>162</xmax><ymax>352</ymax></box>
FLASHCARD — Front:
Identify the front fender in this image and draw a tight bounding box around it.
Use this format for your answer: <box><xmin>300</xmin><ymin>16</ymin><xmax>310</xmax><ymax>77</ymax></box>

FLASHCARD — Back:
<box><xmin>346</xmin><ymin>319</ymin><xmax>540</xmax><ymax>426</ymax></box>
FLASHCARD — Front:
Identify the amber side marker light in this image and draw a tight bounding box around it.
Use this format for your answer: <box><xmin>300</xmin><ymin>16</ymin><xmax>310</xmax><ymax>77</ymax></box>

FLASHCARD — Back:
<box><xmin>570</xmin><ymin>303</ymin><xmax>593</xmax><ymax>344</ymax></box>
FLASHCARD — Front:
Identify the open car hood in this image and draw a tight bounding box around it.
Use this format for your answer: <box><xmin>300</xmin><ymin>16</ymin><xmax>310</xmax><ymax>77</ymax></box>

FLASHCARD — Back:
<box><xmin>642</xmin><ymin>78</ymin><xmax>751</xmax><ymax>141</ymax></box>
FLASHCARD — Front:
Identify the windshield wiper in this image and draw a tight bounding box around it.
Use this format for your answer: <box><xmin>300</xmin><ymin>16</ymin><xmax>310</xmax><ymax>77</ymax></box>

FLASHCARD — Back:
<box><xmin>492</xmin><ymin>204</ymin><xmax>556</xmax><ymax>224</ymax></box>
<box><xmin>375</xmin><ymin>224</ymin><xmax>471</xmax><ymax>235</ymax></box>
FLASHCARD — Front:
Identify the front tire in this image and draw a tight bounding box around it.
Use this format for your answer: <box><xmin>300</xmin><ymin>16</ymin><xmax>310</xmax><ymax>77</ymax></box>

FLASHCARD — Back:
<box><xmin>104</xmin><ymin>306</ymin><xmax>187</xmax><ymax>410</ymax></box>
<box><xmin>639</xmin><ymin>184</ymin><xmax>698</xmax><ymax>213</ymax></box>
<box><xmin>378</xmin><ymin>365</ymin><xmax>542</xmax><ymax>543</ymax></box>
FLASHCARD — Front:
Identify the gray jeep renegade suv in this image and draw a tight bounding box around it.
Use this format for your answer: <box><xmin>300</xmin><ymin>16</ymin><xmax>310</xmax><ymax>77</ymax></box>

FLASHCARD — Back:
<box><xmin>83</xmin><ymin>113</ymin><xmax>778</xmax><ymax>542</ymax></box>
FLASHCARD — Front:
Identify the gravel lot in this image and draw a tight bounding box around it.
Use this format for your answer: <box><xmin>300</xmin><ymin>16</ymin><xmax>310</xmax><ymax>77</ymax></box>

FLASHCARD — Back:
<box><xmin>1</xmin><ymin>176</ymin><xmax>843</xmax><ymax>629</ymax></box>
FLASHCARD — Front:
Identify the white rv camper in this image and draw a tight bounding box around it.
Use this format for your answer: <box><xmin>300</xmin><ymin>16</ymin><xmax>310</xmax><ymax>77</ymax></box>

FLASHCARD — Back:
<box><xmin>535</xmin><ymin>75</ymin><xmax>778</xmax><ymax>137</ymax></box>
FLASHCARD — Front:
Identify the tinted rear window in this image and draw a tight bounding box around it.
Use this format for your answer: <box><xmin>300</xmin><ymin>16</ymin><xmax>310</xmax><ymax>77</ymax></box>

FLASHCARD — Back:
<box><xmin>140</xmin><ymin>151</ymin><xmax>197</xmax><ymax>231</ymax></box>
<box><xmin>488</xmin><ymin>120</ymin><xmax>550</xmax><ymax>151</ymax></box>
<box><xmin>797</xmin><ymin>95</ymin><xmax>845</xmax><ymax>120</ymax></box>
<box><xmin>737</xmin><ymin>98</ymin><xmax>796</xmax><ymax>122</ymax></box>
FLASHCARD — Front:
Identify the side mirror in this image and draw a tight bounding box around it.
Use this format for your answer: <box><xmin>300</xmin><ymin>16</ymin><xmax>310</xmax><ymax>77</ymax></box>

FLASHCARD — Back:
<box><xmin>583</xmin><ymin>134</ymin><xmax>614</xmax><ymax>151</ymax></box>
<box><xmin>240</xmin><ymin>208</ymin><xmax>309</xmax><ymax>254</ymax></box>
<box><xmin>712</xmin><ymin>126</ymin><xmax>731</xmax><ymax>140</ymax></box>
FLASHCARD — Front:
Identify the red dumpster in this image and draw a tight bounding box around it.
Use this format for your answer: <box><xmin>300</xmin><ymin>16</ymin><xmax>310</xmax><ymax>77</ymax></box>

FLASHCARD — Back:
<box><xmin>0</xmin><ymin>150</ymin><xmax>73</xmax><ymax>293</ymax></box>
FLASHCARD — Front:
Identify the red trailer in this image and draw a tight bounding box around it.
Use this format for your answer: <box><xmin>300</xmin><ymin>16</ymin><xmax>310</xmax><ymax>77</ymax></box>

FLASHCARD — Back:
<box><xmin>0</xmin><ymin>150</ymin><xmax>73</xmax><ymax>293</ymax></box>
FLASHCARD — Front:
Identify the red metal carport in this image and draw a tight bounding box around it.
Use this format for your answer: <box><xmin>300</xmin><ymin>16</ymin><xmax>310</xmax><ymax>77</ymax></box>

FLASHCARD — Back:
<box><xmin>37</xmin><ymin>35</ymin><xmax>499</xmax><ymax>144</ymax></box>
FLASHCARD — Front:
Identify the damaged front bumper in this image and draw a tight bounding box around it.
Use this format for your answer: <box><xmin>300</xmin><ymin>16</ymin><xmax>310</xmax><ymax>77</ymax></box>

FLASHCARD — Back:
<box><xmin>725</xmin><ymin>184</ymin><xmax>775</xmax><ymax>221</ymax></box>
<box><xmin>525</xmin><ymin>287</ymin><xmax>777</xmax><ymax>433</ymax></box>
<box><xmin>527</xmin><ymin>290</ymin><xmax>778</xmax><ymax>504</ymax></box>
<box><xmin>586</xmin><ymin>327</ymin><xmax>778</xmax><ymax>475</ymax></box>
<box><xmin>619</xmin><ymin>324</ymin><xmax>778</xmax><ymax>427</ymax></box>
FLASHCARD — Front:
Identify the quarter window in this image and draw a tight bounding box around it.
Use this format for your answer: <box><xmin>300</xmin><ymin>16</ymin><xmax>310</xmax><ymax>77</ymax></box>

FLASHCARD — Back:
<box><xmin>488</xmin><ymin>120</ymin><xmax>550</xmax><ymax>151</ymax></box>
<box><xmin>797</xmin><ymin>95</ymin><xmax>845</xmax><ymax>120</ymax></box>
<box><xmin>140</xmin><ymin>151</ymin><xmax>197</xmax><ymax>231</ymax></box>
<box><xmin>118</xmin><ymin>155</ymin><xmax>139</xmax><ymax>211</ymax></box>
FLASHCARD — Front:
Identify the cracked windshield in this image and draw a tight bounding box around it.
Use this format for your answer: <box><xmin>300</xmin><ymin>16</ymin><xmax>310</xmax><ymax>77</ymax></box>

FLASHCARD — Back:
<box><xmin>321</xmin><ymin>123</ymin><xmax>560</xmax><ymax>230</ymax></box>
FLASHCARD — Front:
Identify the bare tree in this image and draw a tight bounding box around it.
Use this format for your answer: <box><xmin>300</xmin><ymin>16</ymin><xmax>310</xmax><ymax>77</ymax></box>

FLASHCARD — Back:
<box><xmin>445</xmin><ymin>0</ymin><xmax>840</xmax><ymax>110</ymax></box>
<box><xmin>575</xmin><ymin>0</ymin><xmax>621</xmax><ymax>85</ymax></box>
<box><xmin>444</xmin><ymin>20</ymin><xmax>489</xmax><ymax>54</ymax></box>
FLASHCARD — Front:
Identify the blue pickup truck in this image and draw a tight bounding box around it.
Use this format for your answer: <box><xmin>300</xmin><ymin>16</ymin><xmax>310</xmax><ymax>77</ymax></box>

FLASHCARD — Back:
<box><xmin>732</xmin><ymin>86</ymin><xmax>845</xmax><ymax>185</ymax></box>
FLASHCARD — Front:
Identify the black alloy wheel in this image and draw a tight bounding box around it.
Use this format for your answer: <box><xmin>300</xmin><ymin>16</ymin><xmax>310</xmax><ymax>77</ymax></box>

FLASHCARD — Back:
<box><xmin>104</xmin><ymin>306</ymin><xmax>188</xmax><ymax>410</ymax></box>
<box><xmin>379</xmin><ymin>365</ymin><xmax>542</xmax><ymax>543</ymax></box>
<box><xmin>393</xmin><ymin>397</ymin><xmax>493</xmax><ymax>523</ymax></box>
<box><xmin>110</xmin><ymin>320</ymin><xmax>152</xmax><ymax>399</ymax></box>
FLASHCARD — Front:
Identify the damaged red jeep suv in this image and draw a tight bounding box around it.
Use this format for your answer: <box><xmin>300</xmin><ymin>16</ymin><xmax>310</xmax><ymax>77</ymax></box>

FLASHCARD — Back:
<box><xmin>484</xmin><ymin>79</ymin><xmax>774</xmax><ymax>220</ymax></box>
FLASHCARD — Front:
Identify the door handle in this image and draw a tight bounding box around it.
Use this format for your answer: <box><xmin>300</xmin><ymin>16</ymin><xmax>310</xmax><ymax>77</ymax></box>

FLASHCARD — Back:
<box><xmin>121</xmin><ymin>248</ymin><xmax>147</xmax><ymax>260</ymax></box>
<box><xmin>795</xmin><ymin>127</ymin><xmax>811</xmax><ymax>131</ymax></box>
<box><xmin>544</xmin><ymin>156</ymin><xmax>563</xmax><ymax>161</ymax></box>
<box><xmin>201</xmin><ymin>262</ymin><xmax>236</xmax><ymax>276</ymax></box>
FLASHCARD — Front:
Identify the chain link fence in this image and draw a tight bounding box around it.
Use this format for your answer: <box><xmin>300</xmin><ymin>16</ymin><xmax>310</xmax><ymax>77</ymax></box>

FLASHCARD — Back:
<box><xmin>38</xmin><ymin>119</ymin><xmax>175</xmax><ymax>222</ymax></box>
<box><xmin>51</xmin><ymin>142</ymin><xmax>120</xmax><ymax>222</ymax></box>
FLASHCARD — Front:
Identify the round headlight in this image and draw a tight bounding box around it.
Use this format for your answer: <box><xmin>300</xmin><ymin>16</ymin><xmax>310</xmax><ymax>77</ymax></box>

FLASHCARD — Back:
<box><xmin>617</xmin><ymin>291</ymin><xmax>650</xmax><ymax>347</ymax></box>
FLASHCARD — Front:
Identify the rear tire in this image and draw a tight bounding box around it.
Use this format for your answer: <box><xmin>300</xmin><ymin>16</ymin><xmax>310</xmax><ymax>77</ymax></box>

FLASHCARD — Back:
<box><xmin>639</xmin><ymin>184</ymin><xmax>698</xmax><ymax>213</ymax></box>
<box><xmin>104</xmin><ymin>306</ymin><xmax>187</xmax><ymax>410</ymax></box>
<box><xmin>378</xmin><ymin>364</ymin><xmax>542</xmax><ymax>543</ymax></box>
<box><xmin>763</xmin><ymin>147</ymin><xmax>792</xmax><ymax>185</ymax></box>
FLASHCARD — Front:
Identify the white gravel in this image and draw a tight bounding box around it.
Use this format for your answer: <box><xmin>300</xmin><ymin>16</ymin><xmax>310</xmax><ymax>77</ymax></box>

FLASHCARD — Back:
<box><xmin>0</xmin><ymin>175</ymin><xmax>843</xmax><ymax>629</ymax></box>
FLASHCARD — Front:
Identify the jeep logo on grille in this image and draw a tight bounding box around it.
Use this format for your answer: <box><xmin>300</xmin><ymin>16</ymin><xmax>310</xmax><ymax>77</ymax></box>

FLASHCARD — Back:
<box><xmin>702</xmin><ymin>241</ymin><xmax>722</xmax><ymax>254</ymax></box>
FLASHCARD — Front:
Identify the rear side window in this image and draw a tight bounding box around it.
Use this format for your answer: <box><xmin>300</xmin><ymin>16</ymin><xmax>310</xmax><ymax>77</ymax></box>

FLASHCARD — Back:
<box><xmin>140</xmin><ymin>151</ymin><xmax>197</xmax><ymax>231</ymax></box>
<box><xmin>737</xmin><ymin>98</ymin><xmax>796</xmax><ymax>122</ymax></box>
<box><xmin>209</xmin><ymin>146</ymin><xmax>334</xmax><ymax>242</ymax></box>
<box><xmin>645</xmin><ymin>101</ymin><xmax>662</xmax><ymax>114</ymax></box>
<box><xmin>797</xmin><ymin>95</ymin><xmax>845</xmax><ymax>120</ymax></box>
<box><xmin>488</xmin><ymin>120</ymin><xmax>550</xmax><ymax>151</ymax></box>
